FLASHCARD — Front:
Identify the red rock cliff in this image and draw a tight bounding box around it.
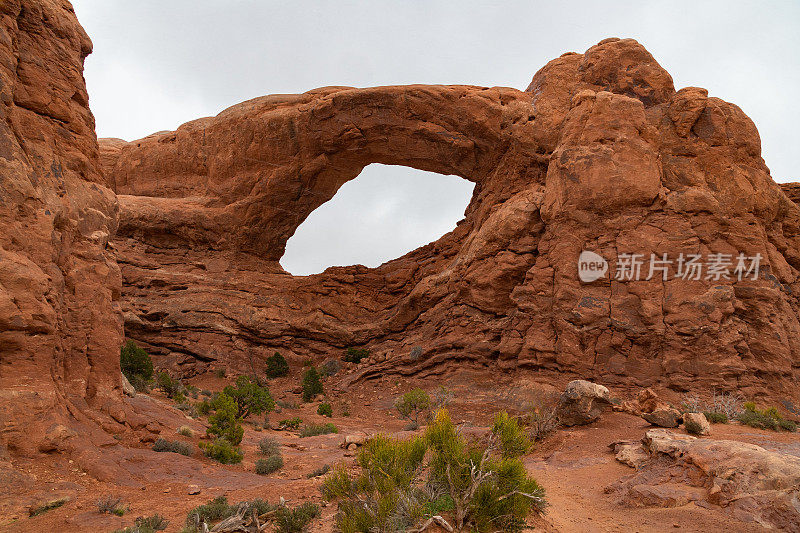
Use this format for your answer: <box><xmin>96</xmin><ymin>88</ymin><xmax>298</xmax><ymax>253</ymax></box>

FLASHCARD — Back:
<box><xmin>101</xmin><ymin>38</ymin><xmax>800</xmax><ymax>401</ymax></box>
<box><xmin>0</xmin><ymin>0</ymin><xmax>122</xmax><ymax>455</ymax></box>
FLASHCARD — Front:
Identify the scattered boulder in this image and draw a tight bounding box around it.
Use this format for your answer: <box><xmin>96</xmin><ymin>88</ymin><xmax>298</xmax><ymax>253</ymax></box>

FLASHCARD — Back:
<box><xmin>642</xmin><ymin>407</ymin><xmax>682</xmax><ymax>428</ymax></box>
<box><xmin>38</xmin><ymin>424</ymin><xmax>77</xmax><ymax>454</ymax></box>
<box><xmin>556</xmin><ymin>380</ymin><xmax>611</xmax><ymax>426</ymax></box>
<box><xmin>341</xmin><ymin>432</ymin><xmax>369</xmax><ymax>448</ymax></box>
<box><xmin>121</xmin><ymin>373</ymin><xmax>136</xmax><ymax>397</ymax></box>
<box><xmin>610</xmin><ymin>429</ymin><xmax>800</xmax><ymax>530</ymax></box>
<box><xmin>683</xmin><ymin>412</ymin><xmax>711</xmax><ymax>435</ymax></box>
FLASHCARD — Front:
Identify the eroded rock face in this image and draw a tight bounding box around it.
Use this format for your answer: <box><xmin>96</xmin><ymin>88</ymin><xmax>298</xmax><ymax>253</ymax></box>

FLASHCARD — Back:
<box><xmin>609</xmin><ymin>429</ymin><xmax>800</xmax><ymax>531</ymax></box>
<box><xmin>0</xmin><ymin>0</ymin><xmax>122</xmax><ymax>455</ymax></box>
<box><xmin>100</xmin><ymin>37</ymin><xmax>800</xmax><ymax>401</ymax></box>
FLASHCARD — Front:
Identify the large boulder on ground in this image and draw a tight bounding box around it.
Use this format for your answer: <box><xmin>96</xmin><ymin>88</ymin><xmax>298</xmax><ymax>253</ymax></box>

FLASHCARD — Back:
<box><xmin>642</xmin><ymin>407</ymin><xmax>683</xmax><ymax>428</ymax></box>
<box><xmin>556</xmin><ymin>380</ymin><xmax>612</xmax><ymax>426</ymax></box>
<box><xmin>683</xmin><ymin>412</ymin><xmax>711</xmax><ymax>435</ymax></box>
<box><xmin>609</xmin><ymin>429</ymin><xmax>800</xmax><ymax>530</ymax></box>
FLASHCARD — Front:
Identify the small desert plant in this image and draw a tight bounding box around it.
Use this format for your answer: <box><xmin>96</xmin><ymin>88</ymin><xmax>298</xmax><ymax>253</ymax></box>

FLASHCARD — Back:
<box><xmin>319</xmin><ymin>359</ymin><xmax>341</xmax><ymax>377</ymax></box>
<box><xmin>266</xmin><ymin>352</ymin><xmax>290</xmax><ymax>378</ymax></box>
<box><xmin>129</xmin><ymin>374</ymin><xmax>152</xmax><ymax>393</ymax></box>
<box><xmin>258</xmin><ymin>436</ymin><xmax>280</xmax><ymax>456</ymax></box>
<box><xmin>156</xmin><ymin>371</ymin><xmax>184</xmax><ymax>399</ymax></box>
<box><xmin>152</xmin><ymin>438</ymin><xmax>193</xmax><ymax>456</ymax></box>
<box><xmin>274</xmin><ymin>502</ymin><xmax>321</xmax><ymax>533</ymax></box>
<box><xmin>317</xmin><ymin>402</ymin><xmax>333</xmax><ymax>417</ymax></box>
<box><xmin>300</xmin><ymin>422</ymin><xmax>338</xmax><ymax>437</ymax></box>
<box><xmin>199</xmin><ymin>438</ymin><xmax>243</xmax><ymax>464</ymax></box>
<box><xmin>737</xmin><ymin>402</ymin><xmax>797</xmax><ymax>432</ymax></box>
<box><xmin>184</xmin><ymin>496</ymin><xmax>237</xmax><ymax>529</ymax></box>
<box><xmin>255</xmin><ymin>455</ymin><xmax>284</xmax><ymax>475</ymax></box>
<box><xmin>395</xmin><ymin>388</ymin><xmax>431</xmax><ymax>430</ymax></box>
<box><xmin>29</xmin><ymin>497</ymin><xmax>69</xmax><ymax>516</ymax></box>
<box><xmin>343</xmin><ymin>347</ymin><xmax>369</xmax><ymax>364</ymax></box>
<box><xmin>97</xmin><ymin>495</ymin><xmax>127</xmax><ymax>516</ymax></box>
<box><xmin>223</xmin><ymin>375</ymin><xmax>275</xmax><ymax>419</ymax></box>
<box><xmin>301</xmin><ymin>367</ymin><xmax>323</xmax><ymax>402</ymax></box>
<box><xmin>703</xmin><ymin>411</ymin><xmax>729</xmax><ymax>424</ymax></box>
<box><xmin>177</xmin><ymin>425</ymin><xmax>195</xmax><ymax>437</ymax></box>
<box><xmin>113</xmin><ymin>514</ymin><xmax>168</xmax><ymax>533</ymax></box>
<box><xmin>276</xmin><ymin>399</ymin><xmax>299</xmax><ymax>409</ymax></box>
<box><xmin>409</xmin><ymin>346</ymin><xmax>423</xmax><ymax>361</ymax></box>
<box><xmin>279</xmin><ymin>417</ymin><xmax>303</xmax><ymax>430</ymax></box>
<box><xmin>214</xmin><ymin>368</ymin><xmax>227</xmax><ymax>378</ymax></box>
<box><xmin>206</xmin><ymin>392</ymin><xmax>244</xmax><ymax>445</ymax></box>
<box><xmin>527</xmin><ymin>390</ymin><xmax>561</xmax><ymax>442</ymax></box>
<box><xmin>120</xmin><ymin>340</ymin><xmax>154</xmax><ymax>383</ymax></box>
<box><xmin>306</xmin><ymin>464</ymin><xmax>331</xmax><ymax>478</ymax></box>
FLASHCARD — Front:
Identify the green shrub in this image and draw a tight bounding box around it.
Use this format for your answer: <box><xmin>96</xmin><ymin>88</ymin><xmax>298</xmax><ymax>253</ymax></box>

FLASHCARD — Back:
<box><xmin>97</xmin><ymin>495</ymin><xmax>127</xmax><ymax>516</ymax></box>
<box><xmin>199</xmin><ymin>438</ymin><xmax>243</xmax><ymax>464</ymax></box>
<box><xmin>279</xmin><ymin>417</ymin><xmax>302</xmax><ymax>430</ymax></box>
<box><xmin>214</xmin><ymin>368</ymin><xmax>227</xmax><ymax>378</ymax></box>
<box><xmin>207</xmin><ymin>393</ymin><xmax>244</xmax><ymax>445</ymax></box>
<box><xmin>197</xmin><ymin>399</ymin><xmax>213</xmax><ymax>416</ymax></box>
<box><xmin>185</xmin><ymin>496</ymin><xmax>236</xmax><ymax>529</ymax></box>
<box><xmin>255</xmin><ymin>455</ymin><xmax>284</xmax><ymax>475</ymax></box>
<box><xmin>113</xmin><ymin>514</ymin><xmax>168</xmax><ymax>533</ymax></box>
<box><xmin>274</xmin><ymin>502</ymin><xmax>320</xmax><ymax>533</ymax></box>
<box><xmin>301</xmin><ymin>367</ymin><xmax>323</xmax><ymax>402</ymax></box>
<box><xmin>266</xmin><ymin>352</ymin><xmax>290</xmax><ymax>378</ymax></box>
<box><xmin>703</xmin><ymin>411</ymin><xmax>729</xmax><ymax>424</ymax></box>
<box><xmin>152</xmin><ymin>438</ymin><xmax>193</xmax><ymax>456</ymax></box>
<box><xmin>306</xmin><ymin>464</ymin><xmax>330</xmax><ymax>478</ymax></box>
<box><xmin>156</xmin><ymin>371</ymin><xmax>184</xmax><ymax>399</ymax></box>
<box><xmin>737</xmin><ymin>402</ymin><xmax>797</xmax><ymax>432</ymax></box>
<box><xmin>223</xmin><ymin>375</ymin><xmax>275</xmax><ymax>419</ymax></box>
<box><xmin>300</xmin><ymin>422</ymin><xmax>338</xmax><ymax>438</ymax></box>
<box><xmin>343</xmin><ymin>347</ymin><xmax>369</xmax><ymax>364</ymax></box>
<box><xmin>258</xmin><ymin>436</ymin><xmax>280</xmax><ymax>456</ymax></box>
<box><xmin>29</xmin><ymin>497</ymin><xmax>69</xmax><ymax>516</ymax></box>
<box><xmin>394</xmin><ymin>388</ymin><xmax>431</xmax><ymax>429</ymax></box>
<box><xmin>323</xmin><ymin>409</ymin><xmax>545</xmax><ymax>533</ymax></box>
<box><xmin>120</xmin><ymin>340</ymin><xmax>154</xmax><ymax>383</ymax></box>
<box><xmin>317</xmin><ymin>402</ymin><xmax>333</xmax><ymax>417</ymax></box>
<box><xmin>129</xmin><ymin>374</ymin><xmax>152</xmax><ymax>393</ymax></box>
<box><xmin>178</xmin><ymin>425</ymin><xmax>195</xmax><ymax>437</ymax></box>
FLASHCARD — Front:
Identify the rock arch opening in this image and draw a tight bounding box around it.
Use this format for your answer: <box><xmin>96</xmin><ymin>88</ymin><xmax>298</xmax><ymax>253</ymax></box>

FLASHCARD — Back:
<box><xmin>280</xmin><ymin>163</ymin><xmax>474</xmax><ymax>275</ymax></box>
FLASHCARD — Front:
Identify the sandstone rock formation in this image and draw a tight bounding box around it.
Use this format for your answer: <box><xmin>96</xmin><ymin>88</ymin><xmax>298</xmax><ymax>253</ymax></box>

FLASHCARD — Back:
<box><xmin>609</xmin><ymin>429</ymin><xmax>800</xmax><ymax>531</ymax></box>
<box><xmin>101</xmin><ymin>38</ymin><xmax>800</xmax><ymax>402</ymax></box>
<box><xmin>555</xmin><ymin>379</ymin><xmax>611</xmax><ymax>426</ymax></box>
<box><xmin>0</xmin><ymin>0</ymin><xmax>123</xmax><ymax>455</ymax></box>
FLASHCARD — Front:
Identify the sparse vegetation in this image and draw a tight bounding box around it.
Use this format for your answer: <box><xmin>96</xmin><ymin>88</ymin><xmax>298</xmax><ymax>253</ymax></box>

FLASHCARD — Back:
<box><xmin>177</xmin><ymin>425</ymin><xmax>195</xmax><ymax>437</ymax></box>
<box><xmin>277</xmin><ymin>399</ymin><xmax>299</xmax><ymax>410</ymax></box>
<box><xmin>207</xmin><ymin>392</ymin><xmax>244</xmax><ymax>445</ymax></box>
<box><xmin>395</xmin><ymin>388</ymin><xmax>431</xmax><ymax>430</ymax></box>
<box><xmin>307</xmin><ymin>464</ymin><xmax>331</xmax><ymax>478</ymax></box>
<box><xmin>113</xmin><ymin>515</ymin><xmax>169</xmax><ymax>533</ymax></box>
<box><xmin>255</xmin><ymin>455</ymin><xmax>284</xmax><ymax>475</ymax></box>
<box><xmin>317</xmin><ymin>402</ymin><xmax>333</xmax><ymax>417</ymax></box>
<box><xmin>223</xmin><ymin>375</ymin><xmax>275</xmax><ymax>419</ymax></box>
<box><xmin>301</xmin><ymin>366</ymin><xmax>323</xmax><ymax>402</ymax></box>
<box><xmin>156</xmin><ymin>371</ymin><xmax>184</xmax><ymax>399</ymax></box>
<box><xmin>682</xmin><ymin>391</ymin><xmax>743</xmax><ymax>421</ymax></box>
<box><xmin>527</xmin><ymin>390</ymin><xmax>561</xmax><ymax>442</ymax></box>
<box><xmin>266</xmin><ymin>352</ymin><xmax>290</xmax><ymax>378</ymax></box>
<box><xmin>184</xmin><ymin>496</ymin><xmax>236</xmax><ymax>529</ymax></box>
<box><xmin>274</xmin><ymin>502</ymin><xmax>320</xmax><ymax>533</ymax></box>
<box><xmin>258</xmin><ymin>436</ymin><xmax>280</xmax><ymax>456</ymax></box>
<box><xmin>97</xmin><ymin>495</ymin><xmax>127</xmax><ymax>516</ymax></box>
<box><xmin>703</xmin><ymin>411</ymin><xmax>729</xmax><ymax>424</ymax></box>
<box><xmin>29</xmin><ymin>497</ymin><xmax>69</xmax><ymax>516</ymax></box>
<box><xmin>120</xmin><ymin>340</ymin><xmax>154</xmax><ymax>390</ymax></box>
<box><xmin>737</xmin><ymin>402</ymin><xmax>797</xmax><ymax>432</ymax></box>
<box><xmin>323</xmin><ymin>409</ymin><xmax>545</xmax><ymax>532</ymax></box>
<box><xmin>214</xmin><ymin>368</ymin><xmax>227</xmax><ymax>378</ymax></box>
<box><xmin>152</xmin><ymin>438</ymin><xmax>193</xmax><ymax>456</ymax></box>
<box><xmin>300</xmin><ymin>422</ymin><xmax>338</xmax><ymax>437</ymax></box>
<box><xmin>343</xmin><ymin>347</ymin><xmax>369</xmax><ymax>364</ymax></box>
<box><xmin>278</xmin><ymin>417</ymin><xmax>303</xmax><ymax>430</ymax></box>
<box><xmin>199</xmin><ymin>437</ymin><xmax>243</xmax><ymax>464</ymax></box>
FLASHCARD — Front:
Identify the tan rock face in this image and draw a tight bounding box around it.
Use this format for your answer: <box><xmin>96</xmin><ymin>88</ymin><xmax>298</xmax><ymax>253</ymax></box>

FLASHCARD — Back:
<box><xmin>0</xmin><ymin>1</ymin><xmax>122</xmax><ymax>455</ymax></box>
<box><xmin>100</xmin><ymin>38</ymin><xmax>800</xmax><ymax>401</ymax></box>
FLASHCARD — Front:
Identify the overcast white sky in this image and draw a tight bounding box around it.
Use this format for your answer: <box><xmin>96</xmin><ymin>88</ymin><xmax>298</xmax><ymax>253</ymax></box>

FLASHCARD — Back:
<box><xmin>72</xmin><ymin>1</ymin><xmax>800</xmax><ymax>275</ymax></box>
